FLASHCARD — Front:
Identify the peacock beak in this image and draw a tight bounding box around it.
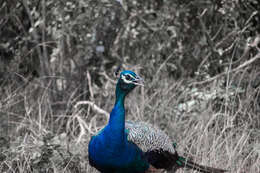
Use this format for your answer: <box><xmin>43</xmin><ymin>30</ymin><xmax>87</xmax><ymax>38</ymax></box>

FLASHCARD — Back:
<box><xmin>133</xmin><ymin>76</ymin><xmax>144</xmax><ymax>86</ymax></box>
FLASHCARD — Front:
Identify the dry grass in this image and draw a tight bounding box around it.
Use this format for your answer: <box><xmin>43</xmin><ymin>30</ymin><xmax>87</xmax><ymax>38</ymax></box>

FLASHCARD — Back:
<box><xmin>0</xmin><ymin>69</ymin><xmax>259</xmax><ymax>173</ymax></box>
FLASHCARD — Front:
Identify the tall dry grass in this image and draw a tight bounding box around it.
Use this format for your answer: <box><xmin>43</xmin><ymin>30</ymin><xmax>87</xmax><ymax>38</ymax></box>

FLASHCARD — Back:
<box><xmin>0</xmin><ymin>68</ymin><xmax>259</xmax><ymax>173</ymax></box>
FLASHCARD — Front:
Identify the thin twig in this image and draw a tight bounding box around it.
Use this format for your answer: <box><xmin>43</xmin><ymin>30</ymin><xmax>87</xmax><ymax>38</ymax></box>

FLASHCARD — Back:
<box><xmin>99</xmin><ymin>71</ymin><xmax>117</xmax><ymax>84</ymax></box>
<box><xmin>244</xmin><ymin>11</ymin><xmax>258</xmax><ymax>26</ymax></box>
<box><xmin>87</xmin><ymin>71</ymin><xmax>94</xmax><ymax>100</ymax></box>
<box><xmin>74</xmin><ymin>101</ymin><xmax>109</xmax><ymax>118</ymax></box>
<box><xmin>41</xmin><ymin>0</ymin><xmax>50</xmax><ymax>75</ymax></box>
<box><xmin>190</xmin><ymin>52</ymin><xmax>260</xmax><ymax>86</ymax></box>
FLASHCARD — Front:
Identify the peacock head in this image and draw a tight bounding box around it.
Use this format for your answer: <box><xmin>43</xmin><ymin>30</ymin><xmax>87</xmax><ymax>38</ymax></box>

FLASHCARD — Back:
<box><xmin>116</xmin><ymin>70</ymin><xmax>144</xmax><ymax>96</ymax></box>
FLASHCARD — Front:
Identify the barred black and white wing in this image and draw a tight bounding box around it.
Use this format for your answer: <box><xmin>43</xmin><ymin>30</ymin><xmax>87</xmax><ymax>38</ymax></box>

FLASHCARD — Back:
<box><xmin>125</xmin><ymin>121</ymin><xmax>175</xmax><ymax>153</ymax></box>
<box><xmin>125</xmin><ymin>121</ymin><xmax>179</xmax><ymax>170</ymax></box>
<box><xmin>125</xmin><ymin>121</ymin><xmax>227</xmax><ymax>173</ymax></box>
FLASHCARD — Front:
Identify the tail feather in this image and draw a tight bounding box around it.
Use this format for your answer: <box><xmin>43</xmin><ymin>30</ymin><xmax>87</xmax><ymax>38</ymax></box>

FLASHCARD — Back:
<box><xmin>177</xmin><ymin>156</ymin><xmax>228</xmax><ymax>173</ymax></box>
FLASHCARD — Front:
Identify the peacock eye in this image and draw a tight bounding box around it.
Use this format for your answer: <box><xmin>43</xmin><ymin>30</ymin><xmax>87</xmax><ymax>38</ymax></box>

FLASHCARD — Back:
<box><xmin>125</xmin><ymin>75</ymin><xmax>131</xmax><ymax>80</ymax></box>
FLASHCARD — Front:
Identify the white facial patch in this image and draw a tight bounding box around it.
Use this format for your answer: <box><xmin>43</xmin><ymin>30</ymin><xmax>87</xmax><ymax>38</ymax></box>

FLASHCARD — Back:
<box><xmin>121</xmin><ymin>74</ymin><xmax>135</xmax><ymax>84</ymax></box>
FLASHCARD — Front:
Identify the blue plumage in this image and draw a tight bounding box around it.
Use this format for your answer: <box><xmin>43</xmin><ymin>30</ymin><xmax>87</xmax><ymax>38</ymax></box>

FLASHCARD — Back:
<box><xmin>88</xmin><ymin>70</ymin><xmax>227</xmax><ymax>173</ymax></box>
<box><xmin>88</xmin><ymin>70</ymin><xmax>149</xmax><ymax>173</ymax></box>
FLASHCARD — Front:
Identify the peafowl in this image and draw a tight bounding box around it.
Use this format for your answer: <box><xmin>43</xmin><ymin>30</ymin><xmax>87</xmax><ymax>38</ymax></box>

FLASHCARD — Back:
<box><xmin>88</xmin><ymin>70</ymin><xmax>227</xmax><ymax>173</ymax></box>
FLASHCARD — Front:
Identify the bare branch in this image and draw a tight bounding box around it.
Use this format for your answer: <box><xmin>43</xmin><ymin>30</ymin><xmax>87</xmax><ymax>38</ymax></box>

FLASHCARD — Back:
<box><xmin>87</xmin><ymin>71</ymin><xmax>94</xmax><ymax>100</ymax></box>
<box><xmin>191</xmin><ymin>51</ymin><xmax>260</xmax><ymax>86</ymax></box>
<box><xmin>74</xmin><ymin>101</ymin><xmax>109</xmax><ymax>119</ymax></box>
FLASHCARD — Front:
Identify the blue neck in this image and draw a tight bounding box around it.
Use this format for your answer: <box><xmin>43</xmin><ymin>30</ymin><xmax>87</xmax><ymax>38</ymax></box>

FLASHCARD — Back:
<box><xmin>115</xmin><ymin>82</ymin><xmax>127</xmax><ymax>104</ymax></box>
<box><xmin>107</xmin><ymin>83</ymin><xmax>128</xmax><ymax>144</ymax></box>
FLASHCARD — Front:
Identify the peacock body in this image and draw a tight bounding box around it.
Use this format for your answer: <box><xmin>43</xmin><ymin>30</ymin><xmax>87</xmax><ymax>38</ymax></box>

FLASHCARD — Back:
<box><xmin>88</xmin><ymin>70</ymin><xmax>227</xmax><ymax>173</ymax></box>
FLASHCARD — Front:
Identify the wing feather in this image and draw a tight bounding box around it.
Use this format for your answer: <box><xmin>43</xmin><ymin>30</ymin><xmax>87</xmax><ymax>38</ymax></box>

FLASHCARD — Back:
<box><xmin>125</xmin><ymin>121</ymin><xmax>176</xmax><ymax>154</ymax></box>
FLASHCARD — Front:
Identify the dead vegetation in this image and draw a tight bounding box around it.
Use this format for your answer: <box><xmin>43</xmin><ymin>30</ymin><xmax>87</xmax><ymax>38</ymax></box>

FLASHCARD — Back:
<box><xmin>1</xmin><ymin>0</ymin><xmax>260</xmax><ymax>172</ymax></box>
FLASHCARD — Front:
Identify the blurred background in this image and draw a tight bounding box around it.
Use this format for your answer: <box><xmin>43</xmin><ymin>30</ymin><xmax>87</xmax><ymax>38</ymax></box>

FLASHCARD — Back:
<box><xmin>0</xmin><ymin>0</ymin><xmax>260</xmax><ymax>172</ymax></box>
